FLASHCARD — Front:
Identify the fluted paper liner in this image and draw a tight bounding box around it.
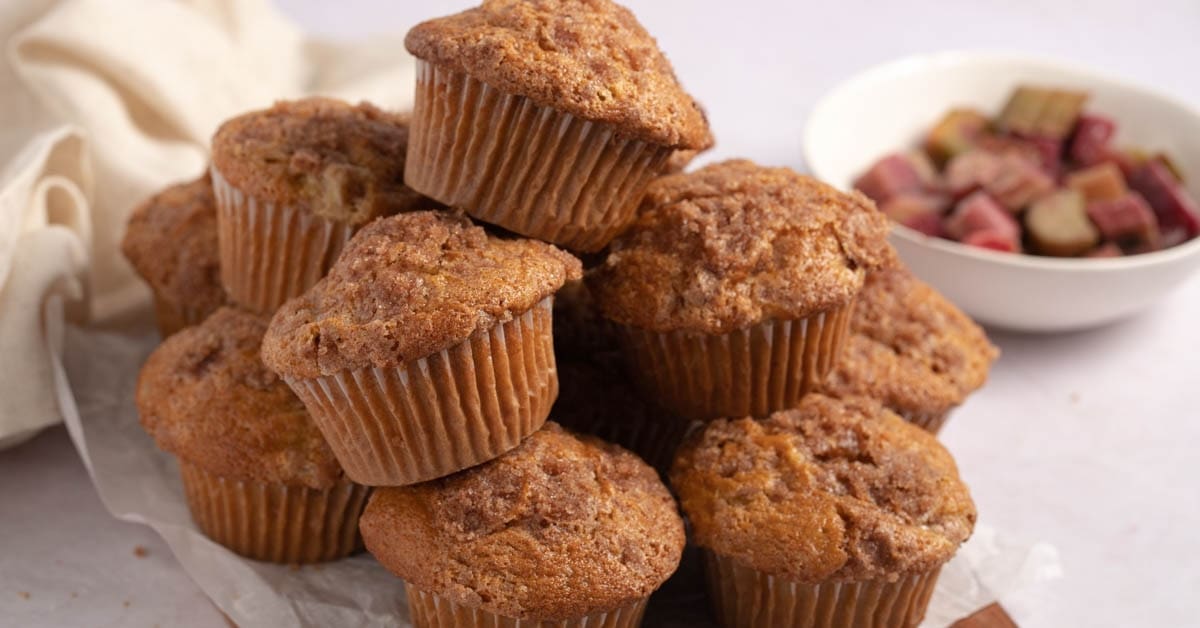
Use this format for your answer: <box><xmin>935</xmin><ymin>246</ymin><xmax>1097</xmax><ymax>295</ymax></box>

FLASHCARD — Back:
<box><xmin>152</xmin><ymin>294</ymin><xmax>213</xmax><ymax>337</ymax></box>
<box><xmin>211</xmin><ymin>166</ymin><xmax>355</xmax><ymax>314</ymax></box>
<box><xmin>703</xmin><ymin>550</ymin><xmax>941</xmax><ymax>628</ymax></box>
<box><xmin>179</xmin><ymin>462</ymin><xmax>369</xmax><ymax>564</ymax></box>
<box><xmin>405</xmin><ymin>60</ymin><xmax>673</xmax><ymax>253</ymax></box>
<box><xmin>906</xmin><ymin>410</ymin><xmax>951</xmax><ymax>435</ymax></box>
<box><xmin>558</xmin><ymin>411</ymin><xmax>695</xmax><ymax>477</ymax></box>
<box><xmin>406</xmin><ymin>585</ymin><xmax>648</xmax><ymax>628</ymax></box>
<box><xmin>287</xmin><ymin>298</ymin><xmax>557</xmax><ymax>487</ymax></box>
<box><xmin>616</xmin><ymin>303</ymin><xmax>854</xmax><ymax>422</ymax></box>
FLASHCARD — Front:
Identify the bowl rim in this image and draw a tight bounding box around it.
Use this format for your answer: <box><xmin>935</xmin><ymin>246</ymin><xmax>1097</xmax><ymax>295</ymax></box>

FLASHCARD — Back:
<box><xmin>803</xmin><ymin>49</ymin><xmax>1200</xmax><ymax>272</ymax></box>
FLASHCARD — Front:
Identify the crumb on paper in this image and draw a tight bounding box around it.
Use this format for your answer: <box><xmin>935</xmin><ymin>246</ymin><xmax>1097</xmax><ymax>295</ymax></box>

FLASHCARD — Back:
<box><xmin>1070</xmin><ymin>392</ymin><xmax>1080</xmax><ymax>403</ymax></box>
<box><xmin>123</xmin><ymin>599</ymin><xmax>131</xmax><ymax>608</ymax></box>
<box><xmin>288</xmin><ymin>563</ymin><xmax>301</xmax><ymax>572</ymax></box>
<box><xmin>18</xmin><ymin>591</ymin><xmax>30</xmax><ymax>600</ymax></box>
<box><xmin>71</xmin><ymin>592</ymin><xmax>78</xmax><ymax>599</ymax></box>
<box><xmin>133</xmin><ymin>545</ymin><xmax>149</xmax><ymax>558</ymax></box>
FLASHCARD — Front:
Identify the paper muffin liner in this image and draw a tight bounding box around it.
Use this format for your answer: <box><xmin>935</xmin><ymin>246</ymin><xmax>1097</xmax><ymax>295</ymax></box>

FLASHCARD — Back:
<box><xmin>406</xmin><ymin>585</ymin><xmax>648</xmax><ymax>628</ymax></box>
<box><xmin>405</xmin><ymin>60</ymin><xmax>674</xmax><ymax>253</ymax></box>
<box><xmin>557</xmin><ymin>410</ymin><xmax>696</xmax><ymax>477</ymax></box>
<box><xmin>151</xmin><ymin>294</ymin><xmax>215</xmax><ymax>337</ymax></box>
<box><xmin>178</xmin><ymin>462</ymin><xmax>369</xmax><ymax>564</ymax></box>
<box><xmin>210</xmin><ymin>166</ymin><xmax>356</xmax><ymax>314</ymax></box>
<box><xmin>286</xmin><ymin>298</ymin><xmax>557</xmax><ymax>486</ymax></box>
<box><xmin>905</xmin><ymin>409</ymin><xmax>951</xmax><ymax>435</ymax></box>
<box><xmin>616</xmin><ymin>303</ymin><xmax>854</xmax><ymax>422</ymax></box>
<box><xmin>703</xmin><ymin>550</ymin><xmax>941</xmax><ymax>628</ymax></box>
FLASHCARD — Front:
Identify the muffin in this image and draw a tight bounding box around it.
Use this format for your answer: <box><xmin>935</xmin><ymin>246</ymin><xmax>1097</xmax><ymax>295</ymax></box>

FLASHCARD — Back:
<box><xmin>360</xmin><ymin>422</ymin><xmax>685</xmax><ymax>627</ymax></box>
<box><xmin>121</xmin><ymin>175</ymin><xmax>225</xmax><ymax>336</ymax></box>
<box><xmin>261</xmin><ymin>211</ymin><xmax>581</xmax><ymax>486</ymax></box>
<box><xmin>210</xmin><ymin>97</ymin><xmax>430</xmax><ymax>313</ymax></box>
<box><xmin>135</xmin><ymin>307</ymin><xmax>368</xmax><ymax>563</ymax></box>
<box><xmin>590</xmin><ymin>160</ymin><xmax>894</xmax><ymax>421</ymax></box>
<box><xmin>671</xmin><ymin>395</ymin><xmax>976</xmax><ymax>628</ymax></box>
<box><xmin>404</xmin><ymin>0</ymin><xmax>713</xmax><ymax>252</ymax></box>
<box><xmin>551</xmin><ymin>277</ymin><xmax>692</xmax><ymax>472</ymax></box>
<box><xmin>821</xmin><ymin>267</ymin><xmax>999</xmax><ymax>433</ymax></box>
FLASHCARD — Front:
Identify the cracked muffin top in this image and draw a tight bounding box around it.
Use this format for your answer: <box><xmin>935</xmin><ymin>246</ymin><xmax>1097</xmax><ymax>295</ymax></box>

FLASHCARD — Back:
<box><xmin>671</xmin><ymin>394</ymin><xmax>975</xmax><ymax>582</ymax></box>
<box><xmin>135</xmin><ymin>307</ymin><xmax>343</xmax><ymax>489</ymax></box>
<box><xmin>405</xmin><ymin>0</ymin><xmax>711</xmax><ymax>149</ymax></box>
<box><xmin>591</xmin><ymin>160</ymin><xmax>894</xmax><ymax>333</ymax></box>
<box><xmin>261</xmin><ymin>211</ymin><xmax>581</xmax><ymax>379</ymax></box>
<box><xmin>211</xmin><ymin>97</ymin><xmax>430</xmax><ymax>224</ymax></box>
<box><xmin>822</xmin><ymin>267</ymin><xmax>998</xmax><ymax>426</ymax></box>
<box><xmin>121</xmin><ymin>175</ymin><xmax>225</xmax><ymax>322</ymax></box>
<box><xmin>360</xmin><ymin>422</ymin><xmax>684</xmax><ymax>620</ymax></box>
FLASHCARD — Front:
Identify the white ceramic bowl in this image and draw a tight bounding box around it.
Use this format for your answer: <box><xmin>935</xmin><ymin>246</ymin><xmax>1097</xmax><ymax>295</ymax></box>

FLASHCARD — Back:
<box><xmin>804</xmin><ymin>51</ymin><xmax>1200</xmax><ymax>332</ymax></box>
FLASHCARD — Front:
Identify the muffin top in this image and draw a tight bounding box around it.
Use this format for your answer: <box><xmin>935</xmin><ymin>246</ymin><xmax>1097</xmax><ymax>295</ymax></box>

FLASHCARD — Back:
<box><xmin>360</xmin><ymin>423</ymin><xmax>685</xmax><ymax>620</ymax></box>
<box><xmin>822</xmin><ymin>267</ymin><xmax>999</xmax><ymax>423</ymax></box>
<box><xmin>120</xmin><ymin>175</ymin><xmax>225</xmax><ymax>317</ymax></box>
<box><xmin>135</xmin><ymin>307</ymin><xmax>343</xmax><ymax>489</ymax></box>
<box><xmin>261</xmin><ymin>211</ymin><xmax>581</xmax><ymax>379</ymax></box>
<box><xmin>405</xmin><ymin>0</ymin><xmax>711</xmax><ymax>149</ymax></box>
<box><xmin>591</xmin><ymin>160</ymin><xmax>894</xmax><ymax>333</ymax></box>
<box><xmin>671</xmin><ymin>394</ymin><xmax>976</xmax><ymax>583</ymax></box>
<box><xmin>211</xmin><ymin>97</ymin><xmax>429</xmax><ymax>224</ymax></box>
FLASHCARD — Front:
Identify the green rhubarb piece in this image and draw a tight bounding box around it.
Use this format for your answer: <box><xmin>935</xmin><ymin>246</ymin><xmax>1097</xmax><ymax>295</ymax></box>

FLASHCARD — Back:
<box><xmin>925</xmin><ymin>109</ymin><xmax>989</xmax><ymax>165</ymax></box>
<box><xmin>1034</xmin><ymin>90</ymin><xmax>1088</xmax><ymax>140</ymax></box>
<box><xmin>1026</xmin><ymin>189</ymin><xmax>1099</xmax><ymax>256</ymax></box>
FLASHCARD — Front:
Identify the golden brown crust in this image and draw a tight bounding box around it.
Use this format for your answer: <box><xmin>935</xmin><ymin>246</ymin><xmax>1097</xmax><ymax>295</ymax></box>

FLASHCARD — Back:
<box><xmin>360</xmin><ymin>423</ymin><xmax>685</xmax><ymax>620</ymax></box>
<box><xmin>671</xmin><ymin>395</ymin><xmax>976</xmax><ymax>583</ymax></box>
<box><xmin>211</xmin><ymin>98</ymin><xmax>430</xmax><ymax>224</ymax></box>
<box><xmin>405</xmin><ymin>0</ymin><xmax>711</xmax><ymax>149</ymax></box>
<box><xmin>822</xmin><ymin>267</ymin><xmax>999</xmax><ymax>423</ymax></box>
<box><xmin>591</xmin><ymin>160</ymin><xmax>895</xmax><ymax>333</ymax></box>
<box><xmin>120</xmin><ymin>175</ymin><xmax>225</xmax><ymax>318</ymax></box>
<box><xmin>261</xmin><ymin>211</ymin><xmax>582</xmax><ymax>379</ymax></box>
<box><xmin>135</xmin><ymin>307</ymin><xmax>343</xmax><ymax>489</ymax></box>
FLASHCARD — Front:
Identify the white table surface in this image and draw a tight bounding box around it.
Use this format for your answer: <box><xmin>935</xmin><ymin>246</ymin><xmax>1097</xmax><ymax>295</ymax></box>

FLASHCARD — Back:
<box><xmin>4</xmin><ymin>1</ymin><xmax>1200</xmax><ymax>626</ymax></box>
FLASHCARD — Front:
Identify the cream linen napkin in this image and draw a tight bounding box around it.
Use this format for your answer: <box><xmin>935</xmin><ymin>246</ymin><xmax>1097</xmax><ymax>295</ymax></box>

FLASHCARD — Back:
<box><xmin>0</xmin><ymin>0</ymin><xmax>416</xmax><ymax>444</ymax></box>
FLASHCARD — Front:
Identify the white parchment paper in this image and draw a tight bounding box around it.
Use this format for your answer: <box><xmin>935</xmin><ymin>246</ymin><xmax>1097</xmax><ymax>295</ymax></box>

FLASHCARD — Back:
<box><xmin>52</xmin><ymin>311</ymin><xmax>1062</xmax><ymax>627</ymax></box>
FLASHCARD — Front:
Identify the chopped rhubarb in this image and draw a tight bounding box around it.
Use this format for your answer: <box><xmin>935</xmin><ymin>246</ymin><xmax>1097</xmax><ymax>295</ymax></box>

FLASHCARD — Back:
<box><xmin>944</xmin><ymin>191</ymin><xmax>1020</xmax><ymax>242</ymax></box>
<box><xmin>853</xmin><ymin>153</ymin><xmax>924</xmax><ymax>205</ymax></box>
<box><xmin>1086</xmin><ymin>242</ymin><xmax>1123</xmax><ymax>258</ymax></box>
<box><xmin>902</xmin><ymin>211</ymin><xmax>946</xmax><ymax>237</ymax></box>
<box><xmin>880</xmin><ymin>193</ymin><xmax>950</xmax><ymax>221</ymax></box>
<box><xmin>996</xmin><ymin>86</ymin><xmax>1088</xmax><ymax>140</ymax></box>
<box><xmin>1128</xmin><ymin>158</ymin><xmax>1200</xmax><ymax>239</ymax></box>
<box><xmin>944</xmin><ymin>150</ymin><xmax>1001</xmax><ymax>198</ymax></box>
<box><xmin>1086</xmin><ymin>193</ymin><xmax>1160</xmax><ymax>249</ymax></box>
<box><xmin>978</xmin><ymin>134</ymin><xmax>1060</xmax><ymax>175</ymax></box>
<box><xmin>1025</xmin><ymin>190</ymin><xmax>1098</xmax><ymax>256</ymax></box>
<box><xmin>963</xmin><ymin>229</ymin><xmax>1020</xmax><ymax>253</ymax></box>
<box><xmin>1069</xmin><ymin>115</ymin><xmax>1116</xmax><ymax>166</ymax></box>
<box><xmin>1066</xmin><ymin>162</ymin><xmax>1128</xmax><ymax>203</ymax></box>
<box><xmin>926</xmin><ymin>109</ymin><xmax>989</xmax><ymax>164</ymax></box>
<box><xmin>983</xmin><ymin>153</ymin><xmax>1056</xmax><ymax>211</ymax></box>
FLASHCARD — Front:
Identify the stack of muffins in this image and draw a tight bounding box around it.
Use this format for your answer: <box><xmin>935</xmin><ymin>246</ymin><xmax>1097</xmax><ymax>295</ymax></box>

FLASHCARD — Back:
<box><xmin>123</xmin><ymin>1</ymin><xmax>998</xmax><ymax>627</ymax></box>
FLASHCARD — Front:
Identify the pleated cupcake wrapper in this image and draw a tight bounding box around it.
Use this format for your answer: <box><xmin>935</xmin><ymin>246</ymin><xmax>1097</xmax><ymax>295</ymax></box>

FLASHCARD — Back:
<box><xmin>405</xmin><ymin>60</ymin><xmax>673</xmax><ymax>253</ymax></box>
<box><xmin>151</xmin><ymin>294</ymin><xmax>213</xmax><ymax>337</ymax></box>
<box><xmin>178</xmin><ymin>462</ymin><xmax>369</xmax><ymax>564</ymax></box>
<box><xmin>287</xmin><ymin>298</ymin><xmax>557</xmax><ymax>487</ymax></box>
<box><xmin>405</xmin><ymin>586</ymin><xmax>648</xmax><ymax>628</ymax></box>
<box><xmin>617</xmin><ymin>303</ymin><xmax>855</xmax><ymax>422</ymax></box>
<box><xmin>703</xmin><ymin>550</ymin><xmax>941</xmax><ymax>628</ymax></box>
<box><xmin>210</xmin><ymin>166</ymin><xmax>355</xmax><ymax>314</ymax></box>
<box><xmin>558</xmin><ymin>411</ymin><xmax>696</xmax><ymax>477</ymax></box>
<box><xmin>905</xmin><ymin>409</ymin><xmax>951</xmax><ymax>435</ymax></box>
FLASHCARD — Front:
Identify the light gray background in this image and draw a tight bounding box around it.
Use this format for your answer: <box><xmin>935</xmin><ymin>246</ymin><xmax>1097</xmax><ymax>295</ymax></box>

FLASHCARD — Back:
<box><xmin>3</xmin><ymin>1</ymin><xmax>1199</xmax><ymax>627</ymax></box>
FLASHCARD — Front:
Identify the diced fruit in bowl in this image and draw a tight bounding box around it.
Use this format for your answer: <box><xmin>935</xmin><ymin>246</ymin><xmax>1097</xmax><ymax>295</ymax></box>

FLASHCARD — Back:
<box><xmin>853</xmin><ymin>84</ymin><xmax>1200</xmax><ymax>257</ymax></box>
<box><xmin>1026</xmin><ymin>190</ymin><xmax>1098</xmax><ymax>256</ymax></box>
<box><xmin>1086</xmin><ymin>193</ymin><xmax>1160</xmax><ymax>250</ymax></box>
<box><xmin>926</xmin><ymin>109</ymin><xmax>990</xmax><ymax>164</ymax></box>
